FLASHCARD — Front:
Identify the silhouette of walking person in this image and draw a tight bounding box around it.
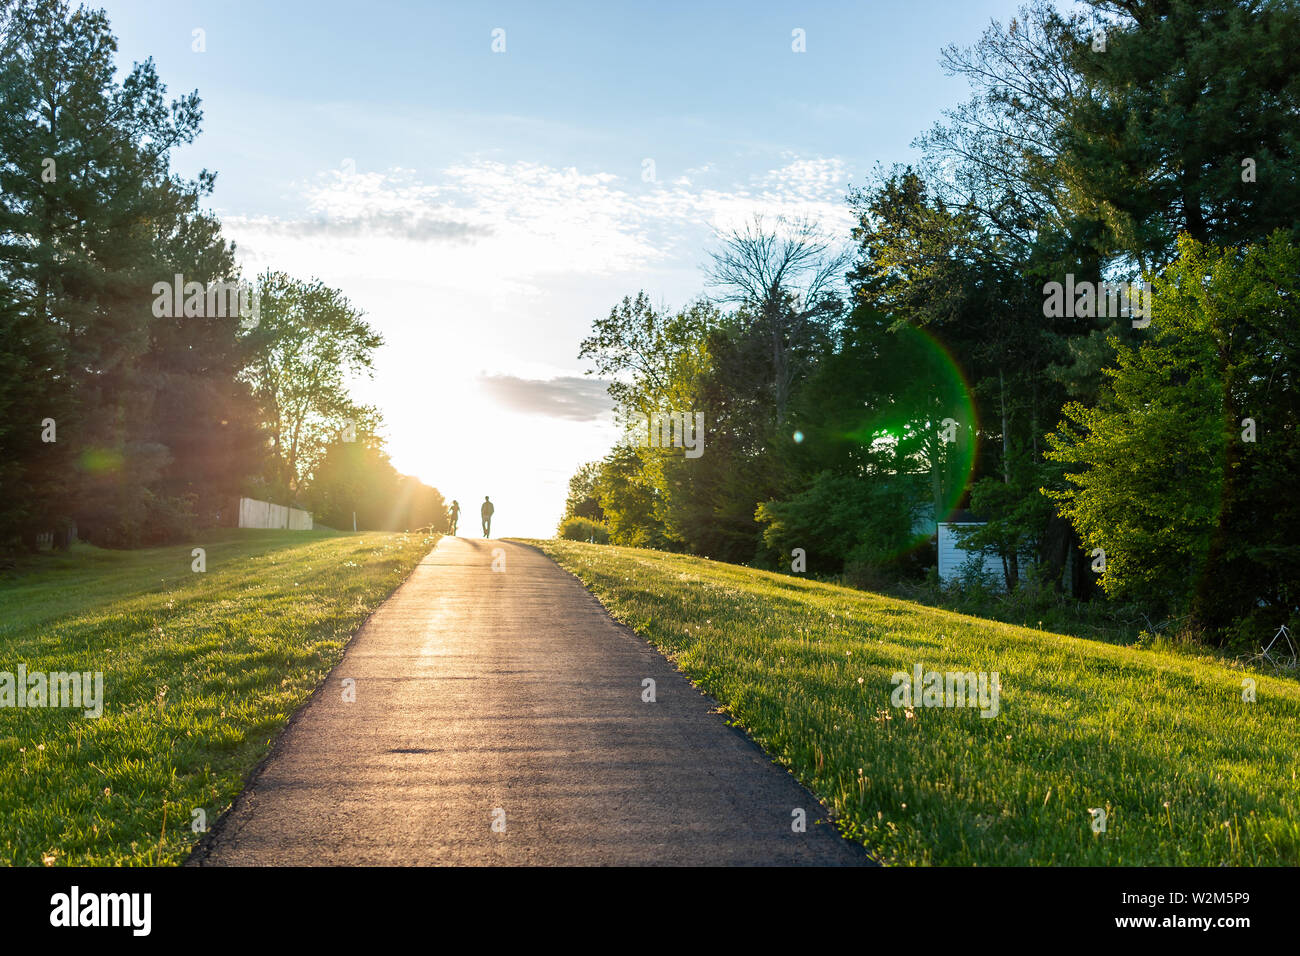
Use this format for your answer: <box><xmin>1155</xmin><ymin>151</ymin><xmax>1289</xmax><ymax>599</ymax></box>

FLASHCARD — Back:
<box><xmin>481</xmin><ymin>496</ymin><xmax>494</xmax><ymax>538</ymax></box>
<box><xmin>448</xmin><ymin>500</ymin><xmax>460</xmax><ymax>536</ymax></box>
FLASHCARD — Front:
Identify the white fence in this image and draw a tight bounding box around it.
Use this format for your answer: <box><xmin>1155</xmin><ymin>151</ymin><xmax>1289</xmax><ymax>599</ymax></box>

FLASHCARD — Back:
<box><xmin>237</xmin><ymin>497</ymin><xmax>312</xmax><ymax>531</ymax></box>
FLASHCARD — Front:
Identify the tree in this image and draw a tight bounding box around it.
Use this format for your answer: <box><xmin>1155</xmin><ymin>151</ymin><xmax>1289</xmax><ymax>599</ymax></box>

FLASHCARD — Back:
<box><xmin>0</xmin><ymin>0</ymin><xmax>250</xmax><ymax>546</ymax></box>
<box><xmin>756</xmin><ymin>472</ymin><xmax>923</xmax><ymax>578</ymax></box>
<box><xmin>578</xmin><ymin>292</ymin><xmax>714</xmax><ymax>428</ymax></box>
<box><xmin>917</xmin><ymin>0</ymin><xmax>1098</xmax><ymax>271</ymax></box>
<box><xmin>308</xmin><ymin>435</ymin><xmax>448</xmax><ymax>532</ymax></box>
<box><xmin>957</xmin><ymin>448</ymin><xmax>1055</xmax><ymax>590</ymax></box>
<box><xmin>752</xmin><ymin>296</ymin><xmax>979</xmax><ymax>577</ymax></box>
<box><xmin>1062</xmin><ymin>0</ymin><xmax>1300</xmax><ymax>267</ymax></box>
<box><xmin>847</xmin><ymin>168</ymin><xmax>1079</xmax><ymax>586</ymax></box>
<box><xmin>706</xmin><ymin>214</ymin><xmax>849</xmax><ymax>425</ymax></box>
<box><xmin>0</xmin><ymin>273</ymin><xmax>67</xmax><ymax>544</ymax></box>
<box><xmin>1046</xmin><ymin>233</ymin><xmax>1300</xmax><ymax>640</ymax></box>
<box><xmin>578</xmin><ymin>294</ymin><xmax>716</xmax><ymax>549</ymax></box>
<box><xmin>592</xmin><ymin>444</ymin><xmax>669</xmax><ymax>549</ymax></box>
<box><xmin>562</xmin><ymin>461</ymin><xmax>604</xmax><ymax>522</ymax></box>
<box><xmin>241</xmin><ymin>271</ymin><xmax>383</xmax><ymax>501</ymax></box>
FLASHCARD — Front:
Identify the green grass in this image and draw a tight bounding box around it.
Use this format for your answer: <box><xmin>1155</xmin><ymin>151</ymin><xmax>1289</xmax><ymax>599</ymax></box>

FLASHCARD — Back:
<box><xmin>525</xmin><ymin>538</ymin><xmax>1300</xmax><ymax>866</ymax></box>
<box><xmin>0</xmin><ymin>528</ymin><xmax>435</xmax><ymax>866</ymax></box>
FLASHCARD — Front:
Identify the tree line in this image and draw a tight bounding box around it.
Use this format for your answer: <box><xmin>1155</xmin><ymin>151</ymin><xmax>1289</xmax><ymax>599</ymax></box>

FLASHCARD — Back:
<box><xmin>0</xmin><ymin>0</ymin><xmax>449</xmax><ymax>550</ymax></box>
<box><xmin>564</xmin><ymin>0</ymin><xmax>1300</xmax><ymax>649</ymax></box>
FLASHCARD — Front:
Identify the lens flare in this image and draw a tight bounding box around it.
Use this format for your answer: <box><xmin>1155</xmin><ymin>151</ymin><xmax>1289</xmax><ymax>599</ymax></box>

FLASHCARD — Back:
<box><xmin>78</xmin><ymin>449</ymin><xmax>124</xmax><ymax>474</ymax></box>
<box><xmin>839</xmin><ymin>322</ymin><xmax>979</xmax><ymax>557</ymax></box>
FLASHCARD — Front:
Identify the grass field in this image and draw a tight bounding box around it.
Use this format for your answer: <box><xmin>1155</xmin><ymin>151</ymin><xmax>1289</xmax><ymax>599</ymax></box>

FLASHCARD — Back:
<box><xmin>527</xmin><ymin>539</ymin><xmax>1300</xmax><ymax>866</ymax></box>
<box><xmin>0</xmin><ymin>529</ymin><xmax>436</xmax><ymax>866</ymax></box>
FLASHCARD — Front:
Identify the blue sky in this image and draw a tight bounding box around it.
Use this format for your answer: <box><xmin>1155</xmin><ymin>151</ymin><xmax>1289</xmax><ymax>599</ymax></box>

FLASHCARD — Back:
<box><xmin>100</xmin><ymin>0</ymin><xmax>1025</xmax><ymax>536</ymax></box>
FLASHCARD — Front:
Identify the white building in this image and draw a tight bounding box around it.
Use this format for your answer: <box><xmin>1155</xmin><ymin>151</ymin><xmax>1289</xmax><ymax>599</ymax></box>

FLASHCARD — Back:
<box><xmin>937</xmin><ymin>522</ymin><xmax>1002</xmax><ymax>585</ymax></box>
<box><xmin>935</xmin><ymin>509</ymin><xmax>1034</xmax><ymax>589</ymax></box>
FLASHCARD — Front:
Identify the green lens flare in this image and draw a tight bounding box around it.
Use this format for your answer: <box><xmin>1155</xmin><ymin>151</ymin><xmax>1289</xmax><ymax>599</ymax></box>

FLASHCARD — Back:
<box><xmin>78</xmin><ymin>449</ymin><xmax>124</xmax><ymax>474</ymax></box>
<box><xmin>840</xmin><ymin>322</ymin><xmax>979</xmax><ymax>558</ymax></box>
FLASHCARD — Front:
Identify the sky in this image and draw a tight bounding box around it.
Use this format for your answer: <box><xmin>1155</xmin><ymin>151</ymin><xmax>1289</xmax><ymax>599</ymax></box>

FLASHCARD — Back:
<box><xmin>98</xmin><ymin>0</ymin><xmax>1025</xmax><ymax>537</ymax></box>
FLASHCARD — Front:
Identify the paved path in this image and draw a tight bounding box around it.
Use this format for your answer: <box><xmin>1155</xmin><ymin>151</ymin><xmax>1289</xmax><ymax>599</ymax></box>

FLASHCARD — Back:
<box><xmin>192</xmin><ymin>537</ymin><xmax>867</xmax><ymax>866</ymax></box>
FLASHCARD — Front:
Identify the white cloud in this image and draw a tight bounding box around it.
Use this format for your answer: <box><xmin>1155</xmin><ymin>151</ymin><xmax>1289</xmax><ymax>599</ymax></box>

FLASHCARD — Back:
<box><xmin>226</xmin><ymin>155</ymin><xmax>855</xmax><ymax>284</ymax></box>
<box><xmin>478</xmin><ymin>373</ymin><xmax>613</xmax><ymax>422</ymax></box>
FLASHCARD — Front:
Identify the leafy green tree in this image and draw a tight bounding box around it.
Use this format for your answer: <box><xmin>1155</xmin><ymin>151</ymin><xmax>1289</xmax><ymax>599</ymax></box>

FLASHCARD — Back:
<box><xmin>578</xmin><ymin>293</ymin><xmax>715</xmax><ymax>549</ymax></box>
<box><xmin>756</xmin><ymin>472</ymin><xmax>923</xmax><ymax>577</ymax></box>
<box><xmin>241</xmin><ymin>271</ymin><xmax>383</xmax><ymax>501</ymax></box>
<box><xmin>790</xmin><ymin>303</ymin><xmax>973</xmax><ymax>521</ymax></box>
<box><xmin>0</xmin><ymin>0</ymin><xmax>251</xmax><ymax>546</ymax></box>
<box><xmin>562</xmin><ymin>461</ymin><xmax>604</xmax><ymax>522</ymax></box>
<box><xmin>579</xmin><ymin>292</ymin><xmax>714</xmax><ymax>431</ymax></box>
<box><xmin>847</xmin><ymin>169</ymin><xmax>1083</xmax><ymax>586</ymax></box>
<box><xmin>593</xmin><ymin>444</ymin><xmax>669</xmax><ymax>549</ymax></box>
<box><xmin>0</xmin><ymin>276</ymin><xmax>68</xmax><ymax>544</ymax></box>
<box><xmin>958</xmin><ymin>448</ymin><xmax>1055</xmax><ymax>590</ymax></box>
<box><xmin>307</xmin><ymin>435</ymin><xmax>447</xmax><ymax>532</ymax></box>
<box><xmin>651</xmin><ymin>313</ymin><xmax>789</xmax><ymax>562</ymax></box>
<box><xmin>1063</xmin><ymin>0</ymin><xmax>1300</xmax><ymax>267</ymax></box>
<box><xmin>1046</xmin><ymin>233</ymin><xmax>1300</xmax><ymax>639</ymax></box>
<box><xmin>756</xmin><ymin>299</ymin><xmax>976</xmax><ymax>577</ymax></box>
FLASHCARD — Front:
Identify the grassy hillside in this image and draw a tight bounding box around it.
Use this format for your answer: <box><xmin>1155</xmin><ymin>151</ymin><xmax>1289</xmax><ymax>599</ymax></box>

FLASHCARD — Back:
<box><xmin>0</xmin><ymin>529</ymin><xmax>436</xmax><ymax>866</ymax></box>
<box><xmin>527</xmin><ymin>539</ymin><xmax>1300</xmax><ymax>866</ymax></box>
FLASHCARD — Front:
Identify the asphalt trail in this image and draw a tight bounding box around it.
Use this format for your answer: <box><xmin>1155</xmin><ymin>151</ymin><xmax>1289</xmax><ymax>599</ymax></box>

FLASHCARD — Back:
<box><xmin>192</xmin><ymin>537</ymin><xmax>868</xmax><ymax>865</ymax></box>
